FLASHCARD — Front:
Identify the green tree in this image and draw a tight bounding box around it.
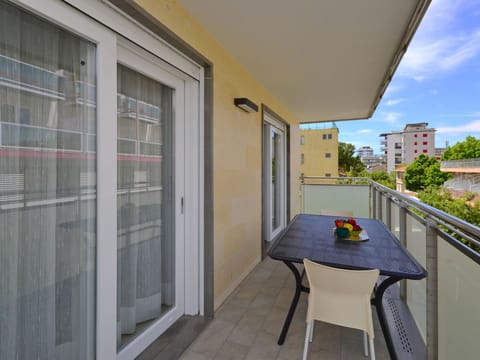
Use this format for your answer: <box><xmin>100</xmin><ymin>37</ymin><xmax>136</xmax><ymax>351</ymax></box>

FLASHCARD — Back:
<box><xmin>404</xmin><ymin>155</ymin><xmax>450</xmax><ymax>191</ymax></box>
<box><xmin>369</xmin><ymin>170</ymin><xmax>396</xmax><ymax>189</ymax></box>
<box><xmin>418</xmin><ymin>188</ymin><xmax>480</xmax><ymax>228</ymax></box>
<box><xmin>442</xmin><ymin>136</ymin><xmax>480</xmax><ymax>160</ymax></box>
<box><xmin>338</xmin><ymin>142</ymin><xmax>365</xmax><ymax>176</ymax></box>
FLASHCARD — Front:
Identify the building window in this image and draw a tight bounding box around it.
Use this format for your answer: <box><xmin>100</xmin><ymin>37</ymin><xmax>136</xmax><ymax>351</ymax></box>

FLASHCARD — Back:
<box><xmin>301</xmin><ymin>153</ymin><xmax>304</xmax><ymax>164</ymax></box>
<box><xmin>322</xmin><ymin>134</ymin><xmax>327</xmax><ymax>140</ymax></box>
<box><xmin>423</xmin><ymin>133</ymin><xmax>428</xmax><ymax>137</ymax></box>
<box><xmin>414</xmin><ymin>134</ymin><xmax>418</xmax><ymax>138</ymax></box>
<box><xmin>414</xmin><ymin>149</ymin><xmax>417</xmax><ymax>153</ymax></box>
<box><xmin>325</xmin><ymin>173</ymin><xmax>331</xmax><ymax>177</ymax></box>
<box><xmin>322</xmin><ymin>133</ymin><xmax>332</xmax><ymax>140</ymax></box>
<box><xmin>300</xmin><ymin>135</ymin><xmax>305</xmax><ymax>145</ymax></box>
<box><xmin>423</xmin><ymin>141</ymin><xmax>428</xmax><ymax>145</ymax></box>
<box><xmin>328</xmin><ymin>133</ymin><xmax>332</xmax><ymax>139</ymax></box>
<box><xmin>423</xmin><ymin>149</ymin><xmax>428</xmax><ymax>153</ymax></box>
<box><xmin>414</xmin><ymin>142</ymin><xmax>417</xmax><ymax>145</ymax></box>
<box><xmin>325</xmin><ymin>153</ymin><xmax>331</xmax><ymax>158</ymax></box>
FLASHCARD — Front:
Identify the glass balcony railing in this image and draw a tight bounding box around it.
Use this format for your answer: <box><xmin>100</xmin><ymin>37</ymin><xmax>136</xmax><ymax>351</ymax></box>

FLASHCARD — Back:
<box><xmin>300</xmin><ymin>176</ymin><xmax>480</xmax><ymax>359</ymax></box>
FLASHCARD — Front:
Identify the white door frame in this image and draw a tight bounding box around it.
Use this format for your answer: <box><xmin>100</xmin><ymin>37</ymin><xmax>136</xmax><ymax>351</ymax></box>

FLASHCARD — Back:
<box><xmin>9</xmin><ymin>1</ymin><xmax>204</xmax><ymax>359</ymax></box>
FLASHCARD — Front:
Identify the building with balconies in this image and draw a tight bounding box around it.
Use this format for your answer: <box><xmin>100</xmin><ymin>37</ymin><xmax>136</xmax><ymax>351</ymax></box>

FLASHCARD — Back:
<box><xmin>380</xmin><ymin>122</ymin><xmax>436</xmax><ymax>172</ymax></box>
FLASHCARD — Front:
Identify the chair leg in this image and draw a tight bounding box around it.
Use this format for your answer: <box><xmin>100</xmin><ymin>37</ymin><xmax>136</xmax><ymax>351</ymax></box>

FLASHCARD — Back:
<box><xmin>363</xmin><ymin>331</ymin><xmax>369</xmax><ymax>357</ymax></box>
<box><xmin>303</xmin><ymin>321</ymin><xmax>313</xmax><ymax>360</ymax></box>
<box><xmin>369</xmin><ymin>337</ymin><xmax>376</xmax><ymax>360</ymax></box>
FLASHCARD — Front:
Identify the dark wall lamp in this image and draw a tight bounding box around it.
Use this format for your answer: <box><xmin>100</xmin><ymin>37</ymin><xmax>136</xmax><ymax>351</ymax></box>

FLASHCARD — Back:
<box><xmin>234</xmin><ymin>98</ymin><xmax>258</xmax><ymax>113</ymax></box>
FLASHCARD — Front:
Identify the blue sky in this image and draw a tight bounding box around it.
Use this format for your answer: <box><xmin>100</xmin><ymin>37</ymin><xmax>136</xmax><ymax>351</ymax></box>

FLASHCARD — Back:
<box><xmin>325</xmin><ymin>0</ymin><xmax>480</xmax><ymax>154</ymax></box>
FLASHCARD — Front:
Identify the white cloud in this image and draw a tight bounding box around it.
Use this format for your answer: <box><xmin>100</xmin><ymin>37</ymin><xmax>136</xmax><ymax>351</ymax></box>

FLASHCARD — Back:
<box><xmin>359</xmin><ymin>129</ymin><xmax>373</xmax><ymax>134</ymax></box>
<box><xmin>384</xmin><ymin>98</ymin><xmax>405</xmax><ymax>106</ymax></box>
<box><xmin>397</xmin><ymin>0</ymin><xmax>480</xmax><ymax>81</ymax></box>
<box><xmin>377</xmin><ymin>111</ymin><xmax>402</xmax><ymax>124</ymax></box>
<box><xmin>436</xmin><ymin>120</ymin><xmax>480</xmax><ymax>134</ymax></box>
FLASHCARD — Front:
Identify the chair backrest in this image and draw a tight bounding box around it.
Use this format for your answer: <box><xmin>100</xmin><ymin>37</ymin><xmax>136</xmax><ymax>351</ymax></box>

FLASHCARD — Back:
<box><xmin>319</xmin><ymin>209</ymin><xmax>354</xmax><ymax>217</ymax></box>
<box><xmin>303</xmin><ymin>259</ymin><xmax>379</xmax><ymax>337</ymax></box>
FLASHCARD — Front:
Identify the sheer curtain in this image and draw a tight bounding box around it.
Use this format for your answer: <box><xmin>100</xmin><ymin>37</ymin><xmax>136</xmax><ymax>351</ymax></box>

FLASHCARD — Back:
<box><xmin>0</xmin><ymin>1</ymin><xmax>96</xmax><ymax>359</ymax></box>
<box><xmin>116</xmin><ymin>64</ymin><xmax>174</xmax><ymax>348</ymax></box>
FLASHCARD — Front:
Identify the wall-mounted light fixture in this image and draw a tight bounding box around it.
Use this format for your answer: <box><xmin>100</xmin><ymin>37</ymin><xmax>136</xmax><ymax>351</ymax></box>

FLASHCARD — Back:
<box><xmin>234</xmin><ymin>97</ymin><xmax>258</xmax><ymax>113</ymax></box>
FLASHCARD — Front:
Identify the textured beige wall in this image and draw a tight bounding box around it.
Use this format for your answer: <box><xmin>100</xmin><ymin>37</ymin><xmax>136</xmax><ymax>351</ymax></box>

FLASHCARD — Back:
<box><xmin>299</xmin><ymin>128</ymin><xmax>339</xmax><ymax>177</ymax></box>
<box><xmin>135</xmin><ymin>0</ymin><xmax>300</xmax><ymax>308</ymax></box>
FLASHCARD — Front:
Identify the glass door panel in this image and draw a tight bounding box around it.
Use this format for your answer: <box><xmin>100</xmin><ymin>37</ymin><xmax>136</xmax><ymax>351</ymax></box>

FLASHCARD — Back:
<box><xmin>263</xmin><ymin>115</ymin><xmax>286</xmax><ymax>243</ymax></box>
<box><xmin>0</xmin><ymin>1</ymin><xmax>97</xmax><ymax>359</ymax></box>
<box><xmin>116</xmin><ymin>64</ymin><xmax>175</xmax><ymax>349</ymax></box>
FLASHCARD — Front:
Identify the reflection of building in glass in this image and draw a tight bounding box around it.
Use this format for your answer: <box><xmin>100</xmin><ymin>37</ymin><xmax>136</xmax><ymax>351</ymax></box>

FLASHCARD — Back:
<box><xmin>0</xmin><ymin>55</ymin><xmax>164</xmax><ymax>208</ymax></box>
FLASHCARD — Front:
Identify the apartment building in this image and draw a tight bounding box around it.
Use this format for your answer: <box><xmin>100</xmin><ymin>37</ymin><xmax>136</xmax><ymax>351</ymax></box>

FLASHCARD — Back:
<box><xmin>380</xmin><ymin>122</ymin><xmax>436</xmax><ymax>172</ymax></box>
<box><xmin>299</xmin><ymin>127</ymin><xmax>339</xmax><ymax>177</ymax></box>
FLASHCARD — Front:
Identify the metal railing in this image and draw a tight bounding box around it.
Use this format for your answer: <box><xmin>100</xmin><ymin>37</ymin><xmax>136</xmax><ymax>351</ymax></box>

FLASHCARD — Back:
<box><xmin>300</xmin><ymin>176</ymin><xmax>480</xmax><ymax>360</ymax></box>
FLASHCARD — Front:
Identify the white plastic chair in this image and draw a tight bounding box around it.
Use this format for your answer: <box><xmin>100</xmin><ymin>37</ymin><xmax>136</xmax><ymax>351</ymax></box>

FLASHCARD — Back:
<box><xmin>302</xmin><ymin>259</ymin><xmax>380</xmax><ymax>360</ymax></box>
<box><xmin>319</xmin><ymin>209</ymin><xmax>354</xmax><ymax>217</ymax></box>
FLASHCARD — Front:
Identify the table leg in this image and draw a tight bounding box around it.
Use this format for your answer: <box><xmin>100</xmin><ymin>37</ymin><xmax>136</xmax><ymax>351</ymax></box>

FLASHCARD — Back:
<box><xmin>371</xmin><ymin>276</ymin><xmax>402</xmax><ymax>360</ymax></box>
<box><xmin>277</xmin><ymin>260</ymin><xmax>309</xmax><ymax>345</ymax></box>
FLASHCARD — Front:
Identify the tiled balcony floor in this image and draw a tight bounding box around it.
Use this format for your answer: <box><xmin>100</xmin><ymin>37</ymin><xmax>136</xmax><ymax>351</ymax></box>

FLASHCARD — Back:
<box><xmin>180</xmin><ymin>257</ymin><xmax>390</xmax><ymax>360</ymax></box>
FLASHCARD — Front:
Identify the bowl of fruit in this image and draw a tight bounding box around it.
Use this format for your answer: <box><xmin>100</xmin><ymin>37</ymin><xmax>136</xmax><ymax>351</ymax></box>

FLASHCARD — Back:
<box><xmin>334</xmin><ymin>218</ymin><xmax>367</xmax><ymax>241</ymax></box>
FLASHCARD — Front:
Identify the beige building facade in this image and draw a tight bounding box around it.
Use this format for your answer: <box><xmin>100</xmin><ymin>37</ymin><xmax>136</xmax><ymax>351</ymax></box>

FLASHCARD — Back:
<box><xmin>300</xmin><ymin>128</ymin><xmax>339</xmax><ymax>177</ymax></box>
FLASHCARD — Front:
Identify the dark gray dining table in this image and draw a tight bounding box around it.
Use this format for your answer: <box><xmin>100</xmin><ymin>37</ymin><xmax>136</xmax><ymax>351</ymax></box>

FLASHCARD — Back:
<box><xmin>268</xmin><ymin>213</ymin><xmax>427</xmax><ymax>359</ymax></box>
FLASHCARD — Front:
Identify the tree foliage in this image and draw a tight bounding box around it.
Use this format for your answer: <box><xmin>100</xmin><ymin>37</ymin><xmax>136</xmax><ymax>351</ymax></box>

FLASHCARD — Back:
<box><xmin>418</xmin><ymin>188</ymin><xmax>480</xmax><ymax>228</ymax></box>
<box><xmin>404</xmin><ymin>155</ymin><xmax>450</xmax><ymax>191</ymax></box>
<box><xmin>338</xmin><ymin>142</ymin><xmax>365</xmax><ymax>176</ymax></box>
<box><xmin>369</xmin><ymin>170</ymin><xmax>396</xmax><ymax>189</ymax></box>
<box><xmin>442</xmin><ymin>136</ymin><xmax>480</xmax><ymax>160</ymax></box>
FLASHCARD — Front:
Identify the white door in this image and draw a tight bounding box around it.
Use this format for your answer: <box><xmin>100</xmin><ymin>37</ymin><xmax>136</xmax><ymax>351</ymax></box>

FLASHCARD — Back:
<box><xmin>263</xmin><ymin>113</ymin><xmax>287</xmax><ymax>242</ymax></box>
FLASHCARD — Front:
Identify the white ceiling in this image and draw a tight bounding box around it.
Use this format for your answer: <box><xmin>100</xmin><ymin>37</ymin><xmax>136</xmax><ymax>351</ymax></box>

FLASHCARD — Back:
<box><xmin>178</xmin><ymin>0</ymin><xmax>430</xmax><ymax>123</ymax></box>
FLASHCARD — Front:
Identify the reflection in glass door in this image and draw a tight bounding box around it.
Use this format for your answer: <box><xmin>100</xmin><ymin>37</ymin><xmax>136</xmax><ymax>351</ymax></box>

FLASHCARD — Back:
<box><xmin>116</xmin><ymin>55</ymin><xmax>182</xmax><ymax>351</ymax></box>
<box><xmin>0</xmin><ymin>1</ymin><xmax>97</xmax><ymax>358</ymax></box>
<box><xmin>263</xmin><ymin>113</ymin><xmax>286</xmax><ymax>243</ymax></box>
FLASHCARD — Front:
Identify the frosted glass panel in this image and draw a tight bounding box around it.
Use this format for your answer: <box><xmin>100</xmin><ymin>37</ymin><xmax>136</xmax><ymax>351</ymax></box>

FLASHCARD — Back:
<box><xmin>438</xmin><ymin>239</ymin><xmax>480</xmax><ymax>359</ymax></box>
<box><xmin>391</xmin><ymin>203</ymin><xmax>400</xmax><ymax>237</ymax></box>
<box><xmin>116</xmin><ymin>64</ymin><xmax>174</xmax><ymax>349</ymax></box>
<box><xmin>406</xmin><ymin>215</ymin><xmax>426</xmax><ymax>340</ymax></box>
<box><xmin>302</xmin><ymin>184</ymin><xmax>370</xmax><ymax>218</ymax></box>
<box><xmin>0</xmin><ymin>1</ymin><xmax>96</xmax><ymax>359</ymax></box>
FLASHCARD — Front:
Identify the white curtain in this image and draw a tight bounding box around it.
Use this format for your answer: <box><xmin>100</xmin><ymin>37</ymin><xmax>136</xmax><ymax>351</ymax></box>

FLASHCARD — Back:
<box><xmin>116</xmin><ymin>64</ymin><xmax>174</xmax><ymax>348</ymax></box>
<box><xmin>0</xmin><ymin>1</ymin><xmax>96</xmax><ymax>359</ymax></box>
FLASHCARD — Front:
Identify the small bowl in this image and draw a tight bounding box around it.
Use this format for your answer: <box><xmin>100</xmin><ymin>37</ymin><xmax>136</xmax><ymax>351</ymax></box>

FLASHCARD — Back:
<box><xmin>335</xmin><ymin>227</ymin><xmax>350</xmax><ymax>238</ymax></box>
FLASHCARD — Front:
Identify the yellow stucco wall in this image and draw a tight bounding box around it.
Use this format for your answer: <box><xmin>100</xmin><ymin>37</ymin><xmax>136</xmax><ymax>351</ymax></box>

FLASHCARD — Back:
<box><xmin>135</xmin><ymin>0</ymin><xmax>300</xmax><ymax>309</ymax></box>
<box><xmin>299</xmin><ymin>128</ymin><xmax>339</xmax><ymax>177</ymax></box>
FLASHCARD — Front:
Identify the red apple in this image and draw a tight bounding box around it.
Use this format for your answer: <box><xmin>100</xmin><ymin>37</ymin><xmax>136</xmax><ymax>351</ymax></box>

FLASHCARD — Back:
<box><xmin>353</xmin><ymin>224</ymin><xmax>361</xmax><ymax>231</ymax></box>
<box><xmin>335</xmin><ymin>219</ymin><xmax>344</xmax><ymax>227</ymax></box>
<box><xmin>347</xmin><ymin>218</ymin><xmax>357</xmax><ymax>226</ymax></box>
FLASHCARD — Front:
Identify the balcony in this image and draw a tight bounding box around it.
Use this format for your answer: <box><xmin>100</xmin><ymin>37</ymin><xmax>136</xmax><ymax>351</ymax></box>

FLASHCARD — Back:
<box><xmin>141</xmin><ymin>176</ymin><xmax>480</xmax><ymax>359</ymax></box>
<box><xmin>297</xmin><ymin>176</ymin><xmax>480</xmax><ymax>359</ymax></box>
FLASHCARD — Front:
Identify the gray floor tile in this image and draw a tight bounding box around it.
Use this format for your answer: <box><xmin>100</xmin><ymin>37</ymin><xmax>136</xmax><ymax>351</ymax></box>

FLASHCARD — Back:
<box><xmin>176</xmin><ymin>259</ymin><xmax>391</xmax><ymax>360</ymax></box>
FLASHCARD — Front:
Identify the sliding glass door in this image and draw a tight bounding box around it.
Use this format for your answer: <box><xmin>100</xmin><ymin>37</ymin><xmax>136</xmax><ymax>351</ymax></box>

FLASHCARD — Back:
<box><xmin>116</xmin><ymin>43</ymin><xmax>185</xmax><ymax>354</ymax></box>
<box><xmin>0</xmin><ymin>1</ymin><xmax>97</xmax><ymax>358</ymax></box>
<box><xmin>263</xmin><ymin>112</ymin><xmax>287</xmax><ymax>243</ymax></box>
<box><xmin>1</xmin><ymin>1</ymin><xmax>200</xmax><ymax>359</ymax></box>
